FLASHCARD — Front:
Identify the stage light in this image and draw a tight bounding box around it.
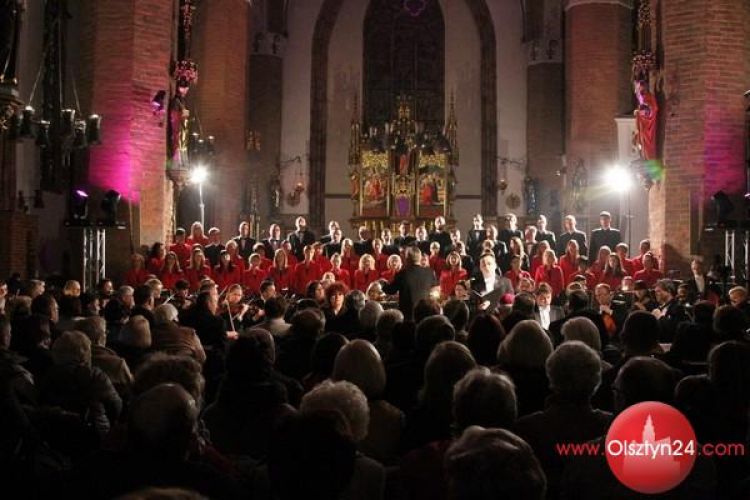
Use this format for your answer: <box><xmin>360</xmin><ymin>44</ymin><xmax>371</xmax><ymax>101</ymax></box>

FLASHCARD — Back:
<box><xmin>72</xmin><ymin>190</ymin><xmax>90</xmax><ymax>222</ymax></box>
<box><xmin>100</xmin><ymin>190</ymin><xmax>121</xmax><ymax>226</ymax></box>
<box><xmin>61</xmin><ymin>108</ymin><xmax>76</xmax><ymax>136</ymax></box>
<box><xmin>711</xmin><ymin>190</ymin><xmax>735</xmax><ymax>223</ymax></box>
<box><xmin>20</xmin><ymin>106</ymin><xmax>35</xmax><ymax>138</ymax></box>
<box><xmin>190</xmin><ymin>165</ymin><xmax>208</xmax><ymax>184</ymax></box>
<box><xmin>151</xmin><ymin>90</ymin><xmax>166</xmax><ymax>114</ymax></box>
<box><xmin>35</xmin><ymin>120</ymin><xmax>51</xmax><ymax>148</ymax></box>
<box><xmin>73</xmin><ymin>120</ymin><xmax>87</xmax><ymax>149</ymax></box>
<box><xmin>86</xmin><ymin>114</ymin><xmax>102</xmax><ymax>144</ymax></box>
<box><xmin>605</xmin><ymin>166</ymin><xmax>633</xmax><ymax>193</ymax></box>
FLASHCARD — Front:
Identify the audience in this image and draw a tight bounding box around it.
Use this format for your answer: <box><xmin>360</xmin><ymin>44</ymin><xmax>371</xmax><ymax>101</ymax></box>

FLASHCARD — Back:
<box><xmin>2</xmin><ymin>216</ymin><xmax>749</xmax><ymax>499</ymax></box>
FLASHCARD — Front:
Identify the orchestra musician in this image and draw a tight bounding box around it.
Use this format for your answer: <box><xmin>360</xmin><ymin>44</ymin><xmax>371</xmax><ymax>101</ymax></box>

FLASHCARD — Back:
<box><xmin>169</xmin><ymin>279</ymin><xmax>194</xmax><ymax>311</ymax></box>
<box><xmin>219</xmin><ymin>284</ymin><xmax>252</xmax><ymax>332</ymax></box>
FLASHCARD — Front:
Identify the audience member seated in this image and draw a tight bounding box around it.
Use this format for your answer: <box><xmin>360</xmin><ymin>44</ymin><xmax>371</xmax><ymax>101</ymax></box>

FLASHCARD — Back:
<box><xmin>712</xmin><ymin>304</ymin><xmax>750</xmax><ymax>344</ymax></box>
<box><xmin>402</xmin><ymin>341</ymin><xmax>476</xmax><ymax>452</ymax></box>
<box><xmin>323</xmin><ymin>282</ymin><xmax>360</xmax><ymax>336</ymax></box>
<box><xmin>75</xmin><ymin>315</ymin><xmax>133</xmax><ymax>398</ymax></box>
<box><xmin>466</xmin><ymin>313</ymin><xmax>506</xmax><ymax>367</ymax></box>
<box><xmin>333</xmin><ymin>339</ymin><xmax>404</xmax><ymax>464</ymax></box>
<box><xmin>131</xmin><ymin>284</ymin><xmax>156</xmax><ymax>328</ymax></box>
<box><xmin>675</xmin><ymin>341</ymin><xmax>750</xmax><ymax>498</ymax></box>
<box><xmin>560</xmin><ymin>357</ymin><xmax>715</xmax><ymax>500</ymax></box>
<box><xmin>113</xmin><ymin>315</ymin><xmax>152</xmax><ymax>373</ymax></box>
<box><xmin>39</xmin><ymin>331</ymin><xmax>122</xmax><ymax>440</ymax></box>
<box><xmin>302</xmin><ymin>332</ymin><xmax>348</xmax><ymax>392</ymax></box>
<box><xmin>444</xmin><ymin>426</ymin><xmax>546</xmax><ymax>500</ymax></box>
<box><xmin>496</xmin><ymin>320</ymin><xmax>553</xmax><ymax>417</ymax></box>
<box><xmin>514</xmin><ymin>341</ymin><xmax>612</xmax><ymax>495</ymax></box>
<box><xmin>68</xmin><ymin>383</ymin><xmax>244</xmax><ymax>499</ymax></box>
<box><xmin>663</xmin><ymin>300</ymin><xmax>714</xmax><ymax>373</ymax></box>
<box><xmin>373</xmin><ymin>309</ymin><xmax>404</xmax><ymax>362</ymax></box>
<box><xmin>397</xmin><ymin>367</ymin><xmax>518</xmax><ymax>500</ymax></box>
<box><xmin>298</xmin><ymin>380</ymin><xmax>385</xmax><ymax>500</ymax></box>
<box><xmin>276</xmin><ymin>309</ymin><xmax>325</xmax><ymax>381</ymax></box>
<box><xmin>17</xmin><ymin>315</ymin><xmax>54</xmax><ymax>380</ymax></box>
<box><xmin>257</xmin><ymin>296</ymin><xmax>291</xmax><ymax>338</ymax></box>
<box><xmin>203</xmin><ymin>334</ymin><xmax>296</xmax><ymax>459</ymax></box>
<box><xmin>358</xmin><ymin>301</ymin><xmax>384</xmax><ymax>342</ymax></box>
<box><xmin>150</xmin><ymin>304</ymin><xmax>206</xmax><ymax>363</ymax></box>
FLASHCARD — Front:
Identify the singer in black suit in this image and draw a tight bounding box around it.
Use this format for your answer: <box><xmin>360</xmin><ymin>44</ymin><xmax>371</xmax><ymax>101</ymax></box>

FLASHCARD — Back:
<box><xmin>588</xmin><ymin>211</ymin><xmax>622</xmax><ymax>262</ymax></box>
<box><xmin>557</xmin><ymin>214</ymin><xmax>588</xmax><ymax>257</ymax></box>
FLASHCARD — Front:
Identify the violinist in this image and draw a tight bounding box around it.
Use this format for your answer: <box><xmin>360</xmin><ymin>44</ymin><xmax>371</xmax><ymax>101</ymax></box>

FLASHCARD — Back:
<box><xmin>268</xmin><ymin>249</ymin><xmax>293</xmax><ymax>293</ymax></box>
<box><xmin>213</xmin><ymin>250</ymin><xmax>242</xmax><ymax>290</ymax></box>
<box><xmin>170</xmin><ymin>279</ymin><xmax>194</xmax><ymax>311</ymax></box>
<box><xmin>125</xmin><ymin>253</ymin><xmax>148</xmax><ymax>287</ymax></box>
<box><xmin>184</xmin><ymin>249</ymin><xmax>212</xmax><ymax>292</ymax></box>
<box><xmin>242</xmin><ymin>253</ymin><xmax>266</xmax><ymax>297</ymax></box>
<box><xmin>159</xmin><ymin>251</ymin><xmax>184</xmax><ymax>291</ymax></box>
<box><xmin>220</xmin><ymin>283</ymin><xmax>253</xmax><ymax>331</ymax></box>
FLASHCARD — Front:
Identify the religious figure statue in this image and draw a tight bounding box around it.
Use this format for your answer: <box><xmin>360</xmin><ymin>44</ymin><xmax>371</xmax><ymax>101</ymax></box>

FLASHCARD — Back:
<box><xmin>572</xmin><ymin>160</ymin><xmax>588</xmax><ymax>213</ymax></box>
<box><xmin>0</xmin><ymin>0</ymin><xmax>23</xmax><ymax>85</ymax></box>
<box><xmin>270</xmin><ymin>175</ymin><xmax>282</xmax><ymax>213</ymax></box>
<box><xmin>634</xmin><ymin>79</ymin><xmax>658</xmax><ymax>160</ymax></box>
<box><xmin>168</xmin><ymin>82</ymin><xmax>190</xmax><ymax>168</ymax></box>
<box><xmin>524</xmin><ymin>176</ymin><xmax>537</xmax><ymax>215</ymax></box>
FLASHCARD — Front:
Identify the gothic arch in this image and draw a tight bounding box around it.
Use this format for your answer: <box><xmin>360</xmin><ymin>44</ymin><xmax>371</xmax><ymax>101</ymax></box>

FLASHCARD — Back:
<box><xmin>309</xmin><ymin>0</ymin><xmax>497</xmax><ymax>229</ymax></box>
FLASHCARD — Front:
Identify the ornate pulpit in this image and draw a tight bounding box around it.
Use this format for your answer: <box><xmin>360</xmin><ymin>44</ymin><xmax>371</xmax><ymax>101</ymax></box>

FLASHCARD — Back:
<box><xmin>349</xmin><ymin>94</ymin><xmax>458</xmax><ymax>233</ymax></box>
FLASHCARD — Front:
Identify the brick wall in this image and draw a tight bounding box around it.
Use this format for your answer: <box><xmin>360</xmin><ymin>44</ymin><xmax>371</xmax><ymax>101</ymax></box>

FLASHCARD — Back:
<box><xmin>192</xmin><ymin>0</ymin><xmax>250</xmax><ymax>236</ymax></box>
<box><xmin>77</xmin><ymin>0</ymin><xmax>173</xmax><ymax>282</ymax></box>
<box><xmin>0</xmin><ymin>212</ymin><xmax>39</xmax><ymax>279</ymax></box>
<box><xmin>653</xmin><ymin>0</ymin><xmax>750</xmax><ymax>274</ymax></box>
<box><xmin>565</xmin><ymin>2</ymin><xmax>633</xmax><ymax>232</ymax></box>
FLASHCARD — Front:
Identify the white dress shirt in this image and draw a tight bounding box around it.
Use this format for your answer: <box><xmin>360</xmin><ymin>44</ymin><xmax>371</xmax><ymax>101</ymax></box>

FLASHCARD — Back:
<box><xmin>538</xmin><ymin>305</ymin><xmax>551</xmax><ymax>329</ymax></box>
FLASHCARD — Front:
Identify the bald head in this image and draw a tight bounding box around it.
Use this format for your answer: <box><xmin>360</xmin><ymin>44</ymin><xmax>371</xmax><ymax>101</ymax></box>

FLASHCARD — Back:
<box><xmin>128</xmin><ymin>383</ymin><xmax>198</xmax><ymax>460</ymax></box>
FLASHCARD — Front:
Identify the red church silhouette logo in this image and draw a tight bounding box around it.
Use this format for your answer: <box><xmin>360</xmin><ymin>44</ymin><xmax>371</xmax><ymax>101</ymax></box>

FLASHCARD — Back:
<box><xmin>605</xmin><ymin>402</ymin><xmax>697</xmax><ymax>494</ymax></box>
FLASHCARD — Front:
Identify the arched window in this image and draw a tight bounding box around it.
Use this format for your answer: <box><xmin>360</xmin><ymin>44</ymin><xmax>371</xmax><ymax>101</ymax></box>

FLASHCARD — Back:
<box><xmin>363</xmin><ymin>0</ymin><xmax>445</xmax><ymax>131</ymax></box>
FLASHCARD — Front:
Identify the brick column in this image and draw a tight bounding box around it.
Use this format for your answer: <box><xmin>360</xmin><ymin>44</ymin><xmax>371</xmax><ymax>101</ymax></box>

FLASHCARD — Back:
<box><xmin>526</xmin><ymin>0</ymin><xmax>564</xmax><ymax>232</ymax></box>
<box><xmin>77</xmin><ymin>0</ymin><xmax>173</xmax><ymax>280</ymax></box>
<box><xmin>651</xmin><ymin>0</ymin><xmax>750</xmax><ymax>273</ymax></box>
<box><xmin>192</xmin><ymin>0</ymin><xmax>250</xmax><ymax>235</ymax></box>
<box><xmin>564</xmin><ymin>0</ymin><xmax>633</xmax><ymax>233</ymax></box>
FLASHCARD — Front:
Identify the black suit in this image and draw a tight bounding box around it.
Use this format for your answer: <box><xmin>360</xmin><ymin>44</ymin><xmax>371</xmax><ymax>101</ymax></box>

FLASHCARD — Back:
<box><xmin>262</xmin><ymin>238</ymin><xmax>283</xmax><ymax>259</ymax></box>
<box><xmin>466</xmin><ymin>228</ymin><xmax>487</xmax><ymax>260</ymax></box>
<box><xmin>354</xmin><ymin>239</ymin><xmax>373</xmax><ymax>257</ymax></box>
<box><xmin>204</xmin><ymin>243</ymin><xmax>225</xmax><ymax>267</ymax></box>
<box><xmin>557</xmin><ymin>230</ymin><xmax>588</xmax><ymax>258</ymax></box>
<box><xmin>394</xmin><ymin>235</ymin><xmax>416</xmax><ymax>248</ymax></box>
<box><xmin>499</xmin><ymin>228</ymin><xmax>523</xmax><ymax>248</ymax></box>
<box><xmin>319</xmin><ymin>234</ymin><xmax>333</xmax><ymax>245</ymax></box>
<box><xmin>233</xmin><ymin>236</ymin><xmax>256</xmax><ymax>260</ymax></box>
<box><xmin>588</xmin><ymin>227</ymin><xmax>622</xmax><ymax>262</ymax></box>
<box><xmin>288</xmin><ymin>229</ymin><xmax>316</xmax><ymax>261</ymax></box>
<box><xmin>382</xmin><ymin>243</ymin><xmax>400</xmax><ymax>256</ymax></box>
<box><xmin>657</xmin><ymin>299</ymin><xmax>690</xmax><ymax>343</ymax></box>
<box><xmin>382</xmin><ymin>266</ymin><xmax>437</xmax><ymax>321</ymax></box>
<box><xmin>323</xmin><ymin>241</ymin><xmax>342</xmax><ymax>258</ymax></box>
<box><xmin>429</xmin><ymin>230</ymin><xmax>452</xmax><ymax>257</ymax></box>
<box><xmin>471</xmin><ymin>272</ymin><xmax>514</xmax><ymax>297</ymax></box>
<box><xmin>536</xmin><ymin>230</ymin><xmax>556</xmax><ymax>249</ymax></box>
<box><xmin>533</xmin><ymin>305</ymin><xmax>564</xmax><ymax>329</ymax></box>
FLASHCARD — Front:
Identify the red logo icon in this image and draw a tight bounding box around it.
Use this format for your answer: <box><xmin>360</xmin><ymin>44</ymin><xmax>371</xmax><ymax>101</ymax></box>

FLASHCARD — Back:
<box><xmin>605</xmin><ymin>401</ymin><xmax>697</xmax><ymax>494</ymax></box>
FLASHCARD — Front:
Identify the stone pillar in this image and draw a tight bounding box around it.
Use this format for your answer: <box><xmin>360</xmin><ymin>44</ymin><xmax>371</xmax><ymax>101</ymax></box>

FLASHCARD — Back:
<box><xmin>248</xmin><ymin>28</ymin><xmax>285</xmax><ymax>233</ymax></box>
<box><xmin>526</xmin><ymin>0</ymin><xmax>564</xmax><ymax>232</ymax></box>
<box><xmin>77</xmin><ymin>0</ymin><xmax>173</xmax><ymax>280</ymax></box>
<box><xmin>192</xmin><ymin>0</ymin><xmax>250</xmax><ymax>235</ymax></box>
<box><xmin>564</xmin><ymin>0</ymin><xmax>633</xmax><ymax>233</ymax></box>
<box><xmin>650</xmin><ymin>0</ymin><xmax>750</xmax><ymax>274</ymax></box>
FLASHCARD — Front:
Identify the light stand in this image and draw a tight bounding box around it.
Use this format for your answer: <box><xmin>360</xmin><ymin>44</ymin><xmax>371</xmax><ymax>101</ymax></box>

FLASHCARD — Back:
<box><xmin>198</xmin><ymin>179</ymin><xmax>205</xmax><ymax>228</ymax></box>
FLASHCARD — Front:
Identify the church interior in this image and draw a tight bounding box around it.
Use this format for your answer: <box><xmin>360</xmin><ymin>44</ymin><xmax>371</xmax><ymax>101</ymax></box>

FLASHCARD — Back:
<box><xmin>1</xmin><ymin>1</ymin><xmax>750</xmax><ymax>499</ymax></box>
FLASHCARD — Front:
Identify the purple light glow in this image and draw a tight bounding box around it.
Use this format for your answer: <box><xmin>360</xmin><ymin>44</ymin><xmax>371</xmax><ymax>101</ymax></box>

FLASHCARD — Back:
<box><xmin>75</xmin><ymin>190</ymin><xmax>89</xmax><ymax>197</ymax></box>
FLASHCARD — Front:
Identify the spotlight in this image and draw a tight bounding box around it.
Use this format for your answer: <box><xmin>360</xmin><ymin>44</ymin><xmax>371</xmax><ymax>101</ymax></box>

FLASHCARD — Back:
<box><xmin>151</xmin><ymin>90</ymin><xmax>166</xmax><ymax>114</ymax></box>
<box><xmin>190</xmin><ymin>165</ymin><xmax>208</xmax><ymax>184</ymax></box>
<box><xmin>35</xmin><ymin>120</ymin><xmax>51</xmax><ymax>148</ymax></box>
<box><xmin>711</xmin><ymin>190</ymin><xmax>735</xmax><ymax>224</ymax></box>
<box><xmin>100</xmin><ymin>190</ymin><xmax>122</xmax><ymax>226</ymax></box>
<box><xmin>20</xmin><ymin>106</ymin><xmax>35</xmax><ymax>138</ymax></box>
<box><xmin>61</xmin><ymin>108</ymin><xmax>76</xmax><ymax>136</ymax></box>
<box><xmin>86</xmin><ymin>114</ymin><xmax>102</xmax><ymax>144</ymax></box>
<box><xmin>71</xmin><ymin>189</ymin><xmax>90</xmax><ymax>223</ymax></box>
<box><xmin>206</xmin><ymin>135</ymin><xmax>216</xmax><ymax>156</ymax></box>
<box><xmin>73</xmin><ymin>120</ymin><xmax>88</xmax><ymax>149</ymax></box>
<box><xmin>605</xmin><ymin>166</ymin><xmax>633</xmax><ymax>193</ymax></box>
